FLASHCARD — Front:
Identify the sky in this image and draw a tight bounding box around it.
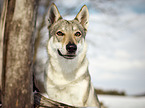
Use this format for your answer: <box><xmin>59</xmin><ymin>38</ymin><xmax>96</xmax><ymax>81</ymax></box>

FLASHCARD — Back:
<box><xmin>87</xmin><ymin>12</ymin><xmax>145</xmax><ymax>95</ymax></box>
<box><xmin>53</xmin><ymin>0</ymin><xmax>145</xmax><ymax>95</ymax></box>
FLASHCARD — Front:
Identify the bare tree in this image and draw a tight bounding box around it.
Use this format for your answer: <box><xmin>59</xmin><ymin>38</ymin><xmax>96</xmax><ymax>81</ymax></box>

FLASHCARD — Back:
<box><xmin>0</xmin><ymin>0</ymin><xmax>5</xmax><ymax>93</ymax></box>
<box><xmin>0</xmin><ymin>0</ymin><xmax>38</xmax><ymax>107</ymax></box>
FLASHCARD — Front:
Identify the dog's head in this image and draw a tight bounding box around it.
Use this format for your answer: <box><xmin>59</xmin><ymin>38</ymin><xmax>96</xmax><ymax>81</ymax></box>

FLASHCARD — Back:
<box><xmin>47</xmin><ymin>3</ymin><xmax>89</xmax><ymax>60</ymax></box>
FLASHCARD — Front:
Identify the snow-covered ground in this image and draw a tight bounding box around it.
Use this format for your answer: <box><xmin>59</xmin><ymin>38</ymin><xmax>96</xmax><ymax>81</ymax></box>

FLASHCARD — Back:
<box><xmin>98</xmin><ymin>95</ymin><xmax>145</xmax><ymax>108</ymax></box>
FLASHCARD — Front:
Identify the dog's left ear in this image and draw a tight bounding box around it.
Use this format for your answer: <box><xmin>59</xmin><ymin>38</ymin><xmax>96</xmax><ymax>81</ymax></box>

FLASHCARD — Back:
<box><xmin>47</xmin><ymin>3</ymin><xmax>62</xmax><ymax>28</ymax></box>
<box><xmin>75</xmin><ymin>5</ymin><xmax>89</xmax><ymax>30</ymax></box>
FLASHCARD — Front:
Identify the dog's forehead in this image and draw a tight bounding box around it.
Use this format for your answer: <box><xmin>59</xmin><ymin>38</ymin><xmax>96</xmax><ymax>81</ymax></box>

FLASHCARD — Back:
<box><xmin>57</xmin><ymin>20</ymin><xmax>83</xmax><ymax>31</ymax></box>
<box><xmin>49</xmin><ymin>19</ymin><xmax>86</xmax><ymax>38</ymax></box>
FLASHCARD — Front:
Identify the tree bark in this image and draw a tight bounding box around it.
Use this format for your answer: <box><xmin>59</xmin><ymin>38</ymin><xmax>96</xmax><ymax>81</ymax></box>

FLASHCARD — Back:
<box><xmin>1</xmin><ymin>0</ymin><xmax>38</xmax><ymax>107</ymax></box>
<box><xmin>0</xmin><ymin>0</ymin><xmax>7</xmax><ymax>93</ymax></box>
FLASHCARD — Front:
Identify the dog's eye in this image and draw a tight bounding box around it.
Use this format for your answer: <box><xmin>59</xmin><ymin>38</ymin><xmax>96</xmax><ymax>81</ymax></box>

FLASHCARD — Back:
<box><xmin>75</xmin><ymin>32</ymin><xmax>81</xmax><ymax>37</ymax></box>
<box><xmin>56</xmin><ymin>31</ymin><xmax>64</xmax><ymax>36</ymax></box>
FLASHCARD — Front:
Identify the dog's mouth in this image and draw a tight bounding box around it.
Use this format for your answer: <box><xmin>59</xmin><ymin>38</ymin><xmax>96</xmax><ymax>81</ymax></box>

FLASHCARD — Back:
<box><xmin>57</xmin><ymin>49</ymin><xmax>76</xmax><ymax>59</ymax></box>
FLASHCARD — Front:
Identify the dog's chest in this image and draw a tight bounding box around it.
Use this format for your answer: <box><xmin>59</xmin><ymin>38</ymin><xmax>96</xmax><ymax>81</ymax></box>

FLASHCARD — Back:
<box><xmin>46</xmin><ymin>78</ymin><xmax>89</xmax><ymax>106</ymax></box>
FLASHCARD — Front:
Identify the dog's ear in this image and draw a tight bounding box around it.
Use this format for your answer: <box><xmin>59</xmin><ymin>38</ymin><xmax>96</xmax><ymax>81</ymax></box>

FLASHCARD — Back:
<box><xmin>47</xmin><ymin>3</ymin><xmax>62</xmax><ymax>28</ymax></box>
<box><xmin>75</xmin><ymin>5</ymin><xmax>89</xmax><ymax>30</ymax></box>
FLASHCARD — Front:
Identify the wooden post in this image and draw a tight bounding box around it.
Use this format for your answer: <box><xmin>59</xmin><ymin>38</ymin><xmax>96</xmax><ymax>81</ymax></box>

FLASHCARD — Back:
<box><xmin>1</xmin><ymin>0</ymin><xmax>38</xmax><ymax>107</ymax></box>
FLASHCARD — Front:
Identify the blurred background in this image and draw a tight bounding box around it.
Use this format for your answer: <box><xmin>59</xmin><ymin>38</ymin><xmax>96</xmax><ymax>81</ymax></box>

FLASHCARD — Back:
<box><xmin>1</xmin><ymin>0</ymin><xmax>145</xmax><ymax>108</ymax></box>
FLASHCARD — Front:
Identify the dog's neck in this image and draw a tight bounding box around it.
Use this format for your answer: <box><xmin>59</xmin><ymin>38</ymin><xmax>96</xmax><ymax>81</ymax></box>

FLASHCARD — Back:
<box><xmin>50</xmin><ymin>54</ymin><xmax>88</xmax><ymax>78</ymax></box>
<box><xmin>46</xmin><ymin>38</ymin><xmax>88</xmax><ymax>85</ymax></box>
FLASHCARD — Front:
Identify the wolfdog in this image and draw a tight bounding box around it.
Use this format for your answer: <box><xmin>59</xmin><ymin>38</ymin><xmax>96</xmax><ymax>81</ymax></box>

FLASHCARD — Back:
<box><xmin>35</xmin><ymin>3</ymin><xmax>100</xmax><ymax>107</ymax></box>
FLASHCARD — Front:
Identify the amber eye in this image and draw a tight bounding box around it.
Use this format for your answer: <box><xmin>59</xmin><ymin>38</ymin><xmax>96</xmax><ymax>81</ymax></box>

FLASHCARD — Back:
<box><xmin>56</xmin><ymin>31</ymin><xmax>64</xmax><ymax>36</ymax></box>
<box><xmin>75</xmin><ymin>31</ymin><xmax>81</xmax><ymax>37</ymax></box>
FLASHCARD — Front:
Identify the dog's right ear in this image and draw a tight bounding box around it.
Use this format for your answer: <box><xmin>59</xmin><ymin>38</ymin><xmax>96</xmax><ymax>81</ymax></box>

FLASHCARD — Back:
<box><xmin>47</xmin><ymin>3</ymin><xmax>62</xmax><ymax>28</ymax></box>
<box><xmin>75</xmin><ymin>5</ymin><xmax>89</xmax><ymax>30</ymax></box>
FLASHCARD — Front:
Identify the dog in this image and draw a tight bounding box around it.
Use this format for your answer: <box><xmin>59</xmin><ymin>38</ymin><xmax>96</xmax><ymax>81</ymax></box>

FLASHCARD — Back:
<box><xmin>34</xmin><ymin>3</ymin><xmax>101</xmax><ymax>107</ymax></box>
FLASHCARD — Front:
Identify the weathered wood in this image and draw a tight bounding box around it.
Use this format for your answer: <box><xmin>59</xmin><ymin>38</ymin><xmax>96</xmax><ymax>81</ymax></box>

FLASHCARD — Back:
<box><xmin>34</xmin><ymin>92</ymin><xmax>76</xmax><ymax>108</ymax></box>
<box><xmin>1</xmin><ymin>0</ymin><xmax>38</xmax><ymax>107</ymax></box>
<box><xmin>0</xmin><ymin>0</ymin><xmax>7</xmax><ymax>93</ymax></box>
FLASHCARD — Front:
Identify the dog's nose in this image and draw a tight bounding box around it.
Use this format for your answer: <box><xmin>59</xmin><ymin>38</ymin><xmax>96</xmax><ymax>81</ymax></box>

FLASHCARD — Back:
<box><xmin>66</xmin><ymin>42</ymin><xmax>77</xmax><ymax>53</ymax></box>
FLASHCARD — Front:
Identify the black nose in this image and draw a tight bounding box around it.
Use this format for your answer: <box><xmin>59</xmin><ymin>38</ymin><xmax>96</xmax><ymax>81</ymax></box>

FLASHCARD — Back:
<box><xmin>66</xmin><ymin>42</ymin><xmax>77</xmax><ymax>53</ymax></box>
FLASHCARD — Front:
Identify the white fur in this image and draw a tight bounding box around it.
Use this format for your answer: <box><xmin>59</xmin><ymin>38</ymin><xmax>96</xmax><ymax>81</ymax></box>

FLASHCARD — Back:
<box><xmin>44</xmin><ymin>37</ymin><xmax>100</xmax><ymax>107</ymax></box>
<box><xmin>46</xmin><ymin>37</ymin><xmax>87</xmax><ymax>83</ymax></box>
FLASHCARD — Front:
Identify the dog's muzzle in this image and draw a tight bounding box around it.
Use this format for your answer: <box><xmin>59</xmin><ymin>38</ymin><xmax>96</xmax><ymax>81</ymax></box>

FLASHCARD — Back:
<box><xmin>58</xmin><ymin>43</ymin><xmax>77</xmax><ymax>59</ymax></box>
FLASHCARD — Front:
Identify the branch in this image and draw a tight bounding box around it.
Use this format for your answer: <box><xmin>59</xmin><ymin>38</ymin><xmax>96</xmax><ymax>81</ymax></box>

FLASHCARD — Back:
<box><xmin>34</xmin><ymin>92</ymin><xmax>76</xmax><ymax>108</ymax></box>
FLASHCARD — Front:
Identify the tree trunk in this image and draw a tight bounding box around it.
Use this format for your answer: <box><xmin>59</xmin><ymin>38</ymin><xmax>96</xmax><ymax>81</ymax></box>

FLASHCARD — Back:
<box><xmin>1</xmin><ymin>0</ymin><xmax>38</xmax><ymax>107</ymax></box>
<box><xmin>0</xmin><ymin>0</ymin><xmax>6</xmax><ymax>92</ymax></box>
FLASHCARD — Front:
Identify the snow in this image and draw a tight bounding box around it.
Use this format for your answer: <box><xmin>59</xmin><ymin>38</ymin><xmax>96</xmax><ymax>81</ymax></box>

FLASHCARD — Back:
<box><xmin>98</xmin><ymin>95</ymin><xmax>145</xmax><ymax>108</ymax></box>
